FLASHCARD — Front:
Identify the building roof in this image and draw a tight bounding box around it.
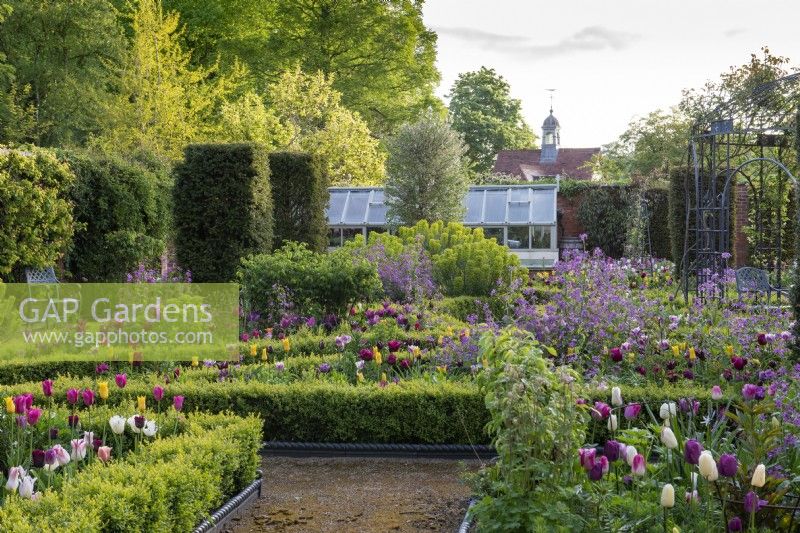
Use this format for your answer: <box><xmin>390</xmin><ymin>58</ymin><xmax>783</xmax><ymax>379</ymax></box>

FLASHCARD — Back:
<box><xmin>493</xmin><ymin>147</ymin><xmax>600</xmax><ymax>180</ymax></box>
<box><xmin>326</xmin><ymin>184</ymin><xmax>558</xmax><ymax>227</ymax></box>
<box><xmin>542</xmin><ymin>112</ymin><xmax>560</xmax><ymax>128</ymax></box>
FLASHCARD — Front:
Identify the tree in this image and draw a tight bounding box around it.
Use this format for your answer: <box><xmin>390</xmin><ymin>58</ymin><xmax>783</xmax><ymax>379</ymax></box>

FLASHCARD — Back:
<box><xmin>447</xmin><ymin>67</ymin><xmax>536</xmax><ymax>175</ymax></box>
<box><xmin>220</xmin><ymin>68</ymin><xmax>385</xmax><ymax>186</ymax></box>
<box><xmin>0</xmin><ymin>0</ymin><xmax>127</xmax><ymax>146</ymax></box>
<box><xmin>98</xmin><ymin>0</ymin><xmax>241</xmax><ymax>160</ymax></box>
<box><xmin>385</xmin><ymin>114</ymin><xmax>468</xmax><ymax>225</ymax></box>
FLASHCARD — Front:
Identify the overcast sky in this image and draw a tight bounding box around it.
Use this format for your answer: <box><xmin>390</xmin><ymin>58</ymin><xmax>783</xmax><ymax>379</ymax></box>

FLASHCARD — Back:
<box><xmin>423</xmin><ymin>0</ymin><xmax>800</xmax><ymax>147</ymax></box>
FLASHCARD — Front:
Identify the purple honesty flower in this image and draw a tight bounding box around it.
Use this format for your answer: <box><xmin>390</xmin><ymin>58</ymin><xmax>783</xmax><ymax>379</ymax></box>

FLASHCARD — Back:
<box><xmin>318</xmin><ymin>363</ymin><xmax>332</xmax><ymax>374</ymax></box>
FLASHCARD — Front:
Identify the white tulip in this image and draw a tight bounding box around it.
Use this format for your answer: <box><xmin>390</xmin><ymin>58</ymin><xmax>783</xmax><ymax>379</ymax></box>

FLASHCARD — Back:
<box><xmin>18</xmin><ymin>475</ymin><xmax>36</xmax><ymax>499</ymax></box>
<box><xmin>70</xmin><ymin>439</ymin><xmax>87</xmax><ymax>462</ymax></box>
<box><xmin>698</xmin><ymin>451</ymin><xmax>718</xmax><ymax>481</ymax></box>
<box><xmin>83</xmin><ymin>431</ymin><xmax>95</xmax><ymax>447</ymax></box>
<box><xmin>611</xmin><ymin>386</ymin><xmax>623</xmax><ymax>407</ymax></box>
<box><xmin>142</xmin><ymin>420</ymin><xmax>158</xmax><ymax>437</ymax></box>
<box><xmin>4</xmin><ymin>466</ymin><xmax>25</xmax><ymax>492</ymax></box>
<box><xmin>659</xmin><ymin>402</ymin><xmax>677</xmax><ymax>420</ymax></box>
<box><xmin>626</xmin><ymin>445</ymin><xmax>638</xmax><ymax>466</ymax></box>
<box><xmin>109</xmin><ymin>415</ymin><xmax>126</xmax><ymax>435</ymax></box>
<box><xmin>660</xmin><ymin>483</ymin><xmax>675</xmax><ymax>508</ymax></box>
<box><xmin>52</xmin><ymin>445</ymin><xmax>70</xmax><ymax>466</ymax></box>
<box><xmin>127</xmin><ymin>415</ymin><xmax>141</xmax><ymax>434</ymax></box>
<box><xmin>660</xmin><ymin>427</ymin><xmax>678</xmax><ymax>449</ymax></box>
<box><xmin>751</xmin><ymin>464</ymin><xmax>766</xmax><ymax>487</ymax></box>
<box><xmin>608</xmin><ymin>414</ymin><xmax>618</xmax><ymax>431</ymax></box>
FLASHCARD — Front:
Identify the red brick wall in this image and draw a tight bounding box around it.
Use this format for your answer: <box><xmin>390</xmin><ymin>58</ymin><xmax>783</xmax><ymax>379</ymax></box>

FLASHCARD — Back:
<box><xmin>557</xmin><ymin>195</ymin><xmax>585</xmax><ymax>242</ymax></box>
<box><xmin>733</xmin><ymin>182</ymin><xmax>749</xmax><ymax>267</ymax></box>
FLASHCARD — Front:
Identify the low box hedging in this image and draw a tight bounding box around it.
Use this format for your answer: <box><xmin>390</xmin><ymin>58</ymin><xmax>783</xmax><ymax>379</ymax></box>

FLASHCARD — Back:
<box><xmin>0</xmin><ymin>412</ymin><xmax>261</xmax><ymax>532</ymax></box>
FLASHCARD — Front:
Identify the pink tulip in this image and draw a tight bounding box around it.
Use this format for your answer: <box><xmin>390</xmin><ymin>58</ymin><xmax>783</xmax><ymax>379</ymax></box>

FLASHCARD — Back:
<box><xmin>97</xmin><ymin>446</ymin><xmax>112</xmax><ymax>463</ymax></box>
<box><xmin>82</xmin><ymin>388</ymin><xmax>95</xmax><ymax>407</ymax></box>
<box><xmin>115</xmin><ymin>373</ymin><xmax>127</xmax><ymax>389</ymax></box>
<box><xmin>42</xmin><ymin>380</ymin><xmax>54</xmax><ymax>397</ymax></box>
<box><xmin>26</xmin><ymin>407</ymin><xmax>42</xmax><ymax>425</ymax></box>
<box><xmin>624</xmin><ymin>403</ymin><xmax>642</xmax><ymax>419</ymax></box>
<box><xmin>631</xmin><ymin>454</ymin><xmax>646</xmax><ymax>476</ymax></box>
<box><xmin>173</xmin><ymin>395</ymin><xmax>184</xmax><ymax>412</ymax></box>
<box><xmin>153</xmin><ymin>386</ymin><xmax>164</xmax><ymax>402</ymax></box>
<box><xmin>66</xmin><ymin>388</ymin><xmax>78</xmax><ymax>405</ymax></box>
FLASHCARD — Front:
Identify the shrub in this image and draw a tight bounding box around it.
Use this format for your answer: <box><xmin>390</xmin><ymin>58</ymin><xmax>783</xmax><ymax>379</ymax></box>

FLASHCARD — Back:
<box><xmin>269</xmin><ymin>151</ymin><xmax>329</xmax><ymax>252</ymax></box>
<box><xmin>60</xmin><ymin>150</ymin><xmax>170</xmax><ymax>281</ymax></box>
<box><xmin>238</xmin><ymin>242</ymin><xmax>382</xmax><ymax>321</ymax></box>
<box><xmin>668</xmin><ymin>167</ymin><xmax>692</xmax><ymax>270</ymax></box>
<box><xmin>173</xmin><ymin>144</ymin><xmax>273</xmax><ymax>282</ymax></box>
<box><xmin>576</xmin><ymin>186</ymin><xmax>628</xmax><ymax>257</ymax></box>
<box><xmin>0</xmin><ymin>147</ymin><xmax>74</xmax><ymax>279</ymax></box>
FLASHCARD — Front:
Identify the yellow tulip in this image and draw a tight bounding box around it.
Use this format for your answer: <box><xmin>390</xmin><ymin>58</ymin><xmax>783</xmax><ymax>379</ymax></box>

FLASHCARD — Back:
<box><xmin>281</xmin><ymin>338</ymin><xmax>290</xmax><ymax>352</ymax></box>
<box><xmin>679</xmin><ymin>342</ymin><xmax>687</xmax><ymax>351</ymax></box>
<box><xmin>412</xmin><ymin>346</ymin><xmax>421</xmax><ymax>359</ymax></box>
<box><xmin>381</xmin><ymin>372</ymin><xmax>387</xmax><ymax>382</ymax></box>
<box><xmin>436</xmin><ymin>365</ymin><xmax>447</xmax><ymax>373</ymax></box>
<box><xmin>191</xmin><ymin>356</ymin><xmax>199</xmax><ymax>367</ymax></box>
<box><xmin>375</xmin><ymin>351</ymin><xmax>382</xmax><ymax>365</ymax></box>
<box><xmin>356</xmin><ymin>372</ymin><xmax>364</xmax><ymax>383</ymax></box>
<box><xmin>250</xmin><ymin>344</ymin><xmax>257</xmax><ymax>356</ymax></box>
<box><xmin>98</xmin><ymin>381</ymin><xmax>109</xmax><ymax>401</ymax></box>
<box><xmin>671</xmin><ymin>345</ymin><xmax>680</xmax><ymax>357</ymax></box>
<box><xmin>261</xmin><ymin>348</ymin><xmax>268</xmax><ymax>362</ymax></box>
<box><xmin>4</xmin><ymin>396</ymin><xmax>14</xmax><ymax>414</ymax></box>
<box><xmin>137</xmin><ymin>396</ymin><xmax>146</xmax><ymax>412</ymax></box>
<box><xmin>688</xmin><ymin>347</ymin><xmax>696</xmax><ymax>361</ymax></box>
<box><xmin>725</xmin><ymin>345</ymin><xmax>734</xmax><ymax>356</ymax></box>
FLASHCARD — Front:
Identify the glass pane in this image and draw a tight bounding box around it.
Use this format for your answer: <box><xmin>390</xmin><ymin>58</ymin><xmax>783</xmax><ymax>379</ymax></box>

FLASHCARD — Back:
<box><xmin>328</xmin><ymin>228</ymin><xmax>341</xmax><ymax>247</ymax></box>
<box><xmin>506</xmin><ymin>226</ymin><xmax>529</xmax><ymax>249</ymax></box>
<box><xmin>531</xmin><ymin>190</ymin><xmax>555</xmax><ymax>224</ymax></box>
<box><xmin>483</xmin><ymin>190</ymin><xmax>507</xmax><ymax>223</ymax></box>
<box><xmin>531</xmin><ymin>226</ymin><xmax>552</xmax><ymax>249</ymax></box>
<box><xmin>464</xmin><ymin>190</ymin><xmax>484</xmax><ymax>223</ymax></box>
<box><xmin>342</xmin><ymin>227</ymin><xmax>362</xmax><ymax>243</ymax></box>
<box><xmin>342</xmin><ymin>191</ymin><xmax>369</xmax><ymax>224</ymax></box>
<box><xmin>482</xmin><ymin>227</ymin><xmax>504</xmax><ymax>244</ymax></box>
<box><xmin>366</xmin><ymin>203</ymin><xmax>387</xmax><ymax>224</ymax></box>
<box><xmin>327</xmin><ymin>192</ymin><xmax>347</xmax><ymax>224</ymax></box>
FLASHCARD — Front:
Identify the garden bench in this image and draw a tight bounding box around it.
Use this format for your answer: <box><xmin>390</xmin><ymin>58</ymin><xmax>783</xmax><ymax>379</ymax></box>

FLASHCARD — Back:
<box><xmin>25</xmin><ymin>267</ymin><xmax>60</xmax><ymax>300</ymax></box>
<box><xmin>735</xmin><ymin>267</ymin><xmax>788</xmax><ymax>303</ymax></box>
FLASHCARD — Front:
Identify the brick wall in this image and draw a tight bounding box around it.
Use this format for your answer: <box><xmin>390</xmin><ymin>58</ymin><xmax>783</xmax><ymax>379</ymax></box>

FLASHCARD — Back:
<box><xmin>557</xmin><ymin>195</ymin><xmax>584</xmax><ymax>242</ymax></box>
<box><xmin>733</xmin><ymin>182</ymin><xmax>749</xmax><ymax>267</ymax></box>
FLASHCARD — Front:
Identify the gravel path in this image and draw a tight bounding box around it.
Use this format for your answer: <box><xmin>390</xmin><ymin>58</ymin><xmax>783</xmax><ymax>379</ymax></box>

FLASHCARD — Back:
<box><xmin>224</xmin><ymin>455</ymin><xmax>481</xmax><ymax>532</ymax></box>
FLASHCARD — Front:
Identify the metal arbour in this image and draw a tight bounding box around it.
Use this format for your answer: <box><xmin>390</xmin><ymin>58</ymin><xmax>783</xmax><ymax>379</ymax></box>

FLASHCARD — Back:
<box><xmin>682</xmin><ymin>72</ymin><xmax>800</xmax><ymax>302</ymax></box>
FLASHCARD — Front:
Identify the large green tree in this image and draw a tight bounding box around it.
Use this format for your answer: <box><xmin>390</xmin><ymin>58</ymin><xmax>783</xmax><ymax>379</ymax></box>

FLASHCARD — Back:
<box><xmin>0</xmin><ymin>0</ymin><xmax>126</xmax><ymax>147</ymax></box>
<box><xmin>447</xmin><ymin>67</ymin><xmax>536</xmax><ymax>175</ymax></box>
<box><xmin>385</xmin><ymin>114</ymin><xmax>468</xmax><ymax>225</ymax></box>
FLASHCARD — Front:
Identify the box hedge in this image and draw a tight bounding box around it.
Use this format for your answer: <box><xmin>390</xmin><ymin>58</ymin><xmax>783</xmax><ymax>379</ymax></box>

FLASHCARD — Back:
<box><xmin>173</xmin><ymin>143</ymin><xmax>273</xmax><ymax>282</ymax></box>
<box><xmin>269</xmin><ymin>151</ymin><xmax>329</xmax><ymax>252</ymax></box>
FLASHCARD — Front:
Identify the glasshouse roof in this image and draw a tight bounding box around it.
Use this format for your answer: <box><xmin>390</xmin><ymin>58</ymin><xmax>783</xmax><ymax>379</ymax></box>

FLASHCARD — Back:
<box><xmin>326</xmin><ymin>185</ymin><xmax>558</xmax><ymax>227</ymax></box>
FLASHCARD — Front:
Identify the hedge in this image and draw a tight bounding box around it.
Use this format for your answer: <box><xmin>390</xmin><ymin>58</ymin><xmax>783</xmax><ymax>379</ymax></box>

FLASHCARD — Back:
<box><xmin>173</xmin><ymin>143</ymin><xmax>273</xmax><ymax>282</ymax></box>
<box><xmin>269</xmin><ymin>151</ymin><xmax>329</xmax><ymax>252</ymax></box>
<box><xmin>61</xmin><ymin>150</ymin><xmax>171</xmax><ymax>282</ymax></box>
<box><xmin>0</xmin><ymin>412</ymin><xmax>261</xmax><ymax>532</ymax></box>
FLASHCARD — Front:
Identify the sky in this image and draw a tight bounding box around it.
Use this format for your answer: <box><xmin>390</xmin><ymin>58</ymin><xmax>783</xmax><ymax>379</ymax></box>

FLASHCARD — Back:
<box><xmin>423</xmin><ymin>0</ymin><xmax>800</xmax><ymax>148</ymax></box>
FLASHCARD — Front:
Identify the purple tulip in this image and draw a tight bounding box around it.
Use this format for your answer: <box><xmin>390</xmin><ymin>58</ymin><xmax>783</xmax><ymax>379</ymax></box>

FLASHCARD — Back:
<box><xmin>624</xmin><ymin>403</ymin><xmax>642</xmax><ymax>419</ymax></box>
<box><xmin>115</xmin><ymin>373</ymin><xmax>127</xmax><ymax>389</ymax></box>
<box><xmin>728</xmin><ymin>517</ymin><xmax>743</xmax><ymax>532</ymax></box>
<box><xmin>134</xmin><ymin>415</ymin><xmax>145</xmax><ymax>429</ymax></box>
<box><xmin>82</xmin><ymin>388</ymin><xmax>95</xmax><ymax>407</ymax></box>
<box><xmin>386</xmin><ymin>354</ymin><xmax>397</xmax><ymax>365</ymax></box>
<box><xmin>731</xmin><ymin>357</ymin><xmax>747</xmax><ymax>370</ymax></box>
<box><xmin>719</xmin><ymin>453</ymin><xmax>738</xmax><ymax>477</ymax></box>
<box><xmin>756</xmin><ymin>333</ymin><xmax>767</xmax><ymax>346</ymax></box>
<box><xmin>31</xmin><ymin>449</ymin><xmax>45</xmax><ymax>468</ymax></box>
<box><xmin>592</xmin><ymin>401</ymin><xmax>611</xmax><ymax>420</ymax></box>
<box><xmin>49</xmin><ymin>427</ymin><xmax>59</xmax><ymax>440</ymax></box>
<box><xmin>173</xmin><ymin>395</ymin><xmax>184</xmax><ymax>411</ymax></box>
<box><xmin>26</xmin><ymin>407</ymin><xmax>42</xmax><ymax>425</ymax></box>
<box><xmin>66</xmin><ymin>388</ymin><xmax>79</xmax><ymax>405</ymax></box>
<box><xmin>683</xmin><ymin>439</ymin><xmax>703</xmax><ymax>465</ymax></box>
<box><xmin>579</xmin><ymin>448</ymin><xmax>596</xmax><ymax>470</ymax></box>
<box><xmin>588</xmin><ymin>461</ymin><xmax>604</xmax><ymax>481</ymax></box>
<box><xmin>742</xmin><ymin>384</ymin><xmax>765</xmax><ymax>401</ymax></box>
<box><xmin>609</xmin><ymin>347</ymin><xmax>623</xmax><ymax>362</ymax></box>
<box><xmin>359</xmin><ymin>348</ymin><xmax>374</xmax><ymax>361</ymax></box>
<box><xmin>153</xmin><ymin>386</ymin><xmax>164</xmax><ymax>402</ymax></box>
<box><xmin>95</xmin><ymin>363</ymin><xmax>109</xmax><ymax>374</ymax></box>
<box><xmin>13</xmin><ymin>394</ymin><xmax>32</xmax><ymax>414</ymax></box>
<box><xmin>743</xmin><ymin>491</ymin><xmax>767</xmax><ymax>513</ymax></box>
<box><xmin>604</xmin><ymin>440</ymin><xmax>620</xmax><ymax>461</ymax></box>
<box><xmin>388</xmin><ymin>340</ymin><xmax>402</xmax><ymax>352</ymax></box>
<box><xmin>42</xmin><ymin>379</ymin><xmax>54</xmax><ymax>397</ymax></box>
<box><xmin>68</xmin><ymin>414</ymin><xmax>79</xmax><ymax>428</ymax></box>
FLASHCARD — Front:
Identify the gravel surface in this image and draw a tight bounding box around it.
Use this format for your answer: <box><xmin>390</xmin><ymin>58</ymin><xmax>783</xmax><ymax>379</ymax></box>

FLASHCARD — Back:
<box><xmin>224</xmin><ymin>455</ymin><xmax>481</xmax><ymax>532</ymax></box>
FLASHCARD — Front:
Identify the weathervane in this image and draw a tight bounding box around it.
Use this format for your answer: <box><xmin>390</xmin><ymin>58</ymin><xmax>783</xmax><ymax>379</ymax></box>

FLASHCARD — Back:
<box><xmin>545</xmin><ymin>88</ymin><xmax>556</xmax><ymax>113</ymax></box>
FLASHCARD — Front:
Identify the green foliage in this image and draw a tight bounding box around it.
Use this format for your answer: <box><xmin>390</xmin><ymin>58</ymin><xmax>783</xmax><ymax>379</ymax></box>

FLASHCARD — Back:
<box><xmin>238</xmin><ymin>242</ymin><xmax>382</xmax><ymax>318</ymax></box>
<box><xmin>435</xmin><ymin>296</ymin><xmax>505</xmax><ymax>323</ymax></box>
<box><xmin>60</xmin><ymin>150</ymin><xmax>170</xmax><ymax>281</ymax></box>
<box><xmin>447</xmin><ymin>67</ymin><xmax>537</xmax><ymax>175</ymax></box>
<box><xmin>269</xmin><ymin>151</ymin><xmax>329</xmax><ymax>252</ymax></box>
<box><xmin>0</xmin><ymin>412</ymin><xmax>261</xmax><ymax>532</ymax></box>
<box><xmin>577</xmin><ymin>186</ymin><xmax>629</xmax><ymax>258</ymax></box>
<box><xmin>173</xmin><ymin>143</ymin><xmax>273</xmax><ymax>282</ymax></box>
<box><xmin>0</xmin><ymin>148</ymin><xmax>75</xmax><ymax>278</ymax></box>
<box><xmin>668</xmin><ymin>167</ymin><xmax>693</xmax><ymax>271</ymax></box>
<box><xmin>385</xmin><ymin>115</ymin><xmax>468</xmax><ymax>225</ymax></box>
<box><xmin>0</xmin><ymin>0</ymin><xmax>127</xmax><ymax>147</ymax></box>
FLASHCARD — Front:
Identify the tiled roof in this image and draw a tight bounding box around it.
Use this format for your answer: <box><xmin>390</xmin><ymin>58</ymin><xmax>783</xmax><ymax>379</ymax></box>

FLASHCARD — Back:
<box><xmin>493</xmin><ymin>147</ymin><xmax>600</xmax><ymax>180</ymax></box>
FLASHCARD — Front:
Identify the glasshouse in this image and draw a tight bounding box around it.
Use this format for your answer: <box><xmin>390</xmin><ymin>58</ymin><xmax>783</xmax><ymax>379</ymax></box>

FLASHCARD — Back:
<box><xmin>326</xmin><ymin>184</ymin><xmax>559</xmax><ymax>267</ymax></box>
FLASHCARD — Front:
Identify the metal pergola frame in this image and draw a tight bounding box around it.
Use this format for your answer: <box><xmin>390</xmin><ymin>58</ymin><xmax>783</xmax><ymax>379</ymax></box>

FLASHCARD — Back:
<box><xmin>682</xmin><ymin>72</ymin><xmax>800</xmax><ymax>302</ymax></box>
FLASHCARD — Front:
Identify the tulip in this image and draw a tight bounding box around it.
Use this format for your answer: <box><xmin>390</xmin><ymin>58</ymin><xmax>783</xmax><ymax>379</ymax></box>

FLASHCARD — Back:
<box><xmin>609</xmin><ymin>347</ymin><xmax>623</xmax><ymax>362</ymax></box>
<box><xmin>98</xmin><ymin>381</ymin><xmax>109</xmax><ymax>400</ymax></box>
<box><xmin>728</xmin><ymin>517</ymin><xmax>743</xmax><ymax>532</ymax></box>
<box><xmin>115</xmin><ymin>373</ymin><xmax>127</xmax><ymax>389</ymax></box>
<box><xmin>588</xmin><ymin>461</ymin><xmax>604</xmax><ymax>481</ymax></box>
<box><xmin>604</xmin><ymin>440</ymin><xmax>620</xmax><ymax>461</ymax></box>
<box><xmin>153</xmin><ymin>386</ymin><xmax>164</xmax><ymax>402</ymax></box>
<box><xmin>42</xmin><ymin>379</ymin><xmax>54</xmax><ymax>397</ymax></box>
<box><xmin>67</xmin><ymin>414</ymin><xmax>79</xmax><ymax>428</ymax></box>
<box><xmin>31</xmin><ymin>449</ymin><xmax>45</xmax><ymax>468</ymax></box>
<box><xmin>66</xmin><ymin>388</ymin><xmax>79</xmax><ymax>405</ymax></box>
<box><xmin>134</xmin><ymin>415</ymin><xmax>145</xmax><ymax>429</ymax></box>
<box><xmin>685</xmin><ymin>489</ymin><xmax>700</xmax><ymax>503</ymax></box>
<box><xmin>631</xmin><ymin>454</ymin><xmax>646</xmax><ymax>476</ymax></box>
<box><xmin>611</xmin><ymin>386</ymin><xmax>622</xmax><ymax>407</ymax></box>
<box><xmin>711</xmin><ymin>385</ymin><xmax>723</xmax><ymax>401</ymax></box>
<box><xmin>275</xmin><ymin>361</ymin><xmax>285</xmax><ymax>371</ymax></box>
<box><xmin>626</xmin><ymin>445</ymin><xmax>638</xmax><ymax>466</ymax></box>
<box><xmin>756</xmin><ymin>333</ymin><xmax>767</xmax><ymax>346</ymax></box>
<box><xmin>127</xmin><ymin>415</ymin><xmax>141</xmax><ymax>434</ymax></box>
<box><xmin>731</xmin><ymin>356</ymin><xmax>747</xmax><ymax>370</ymax></box>
<box><xmin>660</xmin><ymin>427</ymin><xmax>678</xmax><ymax>449</ymax></box>
<box><xmin>607</xmin><ymin>414</ymin><xmax>618</xmax><ymax>431</ymax></box>
<box><xmin>281</xmin><ymin>337</ymin><xmax>290</xmax><ymax>352</ymax></box>
<box><xmin>83</xmin><ymin>431</ymin><xmax>94</xmax><ymax>448</ymax></box>
<box><xmin>579</xmin><ymin>448</ymin><xmax>596</xmax><ymax>470</ymax></box>
<box><xmin>661</xmin><ymin>483</ymin><xmax>675</xmax><ymax>507</ymax></box>
<box><xmin>742</xmin><ymin>384</ymin><xmax>765</xmax><ymax>401</ymax></box>
<box><xmin>109</xmin><ymin>415</ymin><xmax>126</xmax><ymax>435</ymax></box>
<box><xmin>751</xmin><ymin>464</ymin><xmax>765</xmax><ymax>487</ymax></box>
<box><xmin>52</xmin><ymin>444</ymin><xmax>70</xmax><ymax>466</ymax></box>
<box><xmin>719</xmin><ymin>453</ymin><xmax>738</xmax><ymax>477</ymax></box>
<box><xmin>82</xmin><ymin>388</ymin><xmax>95</xmax><ymax>407</ymax></box>
<box><xmin>592</xmin><ymin>401</ymin><xmax>611</xmax><ymax>420</ymax></box>
<box><xmin>97</xmin><ymin>446</ymin><xmax>112</xmax><ymax>463</ymax></box>
<box><xmin>18</xmin><ymin>475</ymin><xmax>35</xmax><ymax>499</ymax></box>
<box><xmin>698</xmin><ymin>451</ymin><xmax>718</xmax><ymax>481</ymax></box>
<box><xmin>137</xmin><ymin>396</ymin><xmax>146</xmax><ymax>412</ymax></box>
<box><xmin>683</xmin><ymin>439</ymin><xmax>703</xmax><ymax>465</ymax></box>
<box><xmin>5</xmin><ymin>466</ymin><xmax>24</xmax><ymax>492</ymax></box>
<box><xmin>26</xmin><ymin>407</ymin><xmax>42</xmax><ymax>426</ymax></box>
<box><xmin>173</xmin><ymin>395</ymin><xmax>184</xmax><ymax>412</ymax></box>
<box><xmin>388</xmin><ymin>340</ymin><xmax>402</xmax><ymax>352</ymax></box>
<box><xmin>4</xmin><ymin>396</ymin><xmax>14</xmax><ymax>414</ymax></box>
<box><xmin>49</xmin><ymin>427</ymin><xmax>59</xmax><ymax>440</ymax></box>
<box><xmin>142</xmin><ymin>420</ymin><xmax>157</xmax><ymax>437</ymax></box>
<box><xmin>623</xmin><ymin>403</ymin><xmax>641</xmax><ymax>419</ymax></box>
<box><xmin>43</xmin><ymin>449</ymin><xmax>57</xmax><ymax>470</ymax></box>
<box><xmin>70</xmin><ymin>439</ymin><xmax>87</xmax><ymax>461</ymax></box>
<box><xmin>743</xmin><ymin>490</ymin><xmax>767</xmax><ymax>513</ymax></box>
<box><xmin>191</xmin><ymin>356</ymin><xmax>199</xmax><ymax>367</ymax></box>
<box><xmin>659</xmin><ymin>402</ymin><xmax>676</xmax><ymax>420</ymax></box>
